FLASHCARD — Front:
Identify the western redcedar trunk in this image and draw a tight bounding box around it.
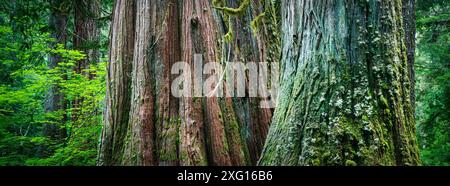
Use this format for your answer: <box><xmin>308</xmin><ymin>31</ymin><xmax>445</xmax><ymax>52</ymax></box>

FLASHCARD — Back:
<box><xmin>99</xmin><ymin>0</ymin><xmax>279</xmax><ymax>166</ymax></box>
<box><xmin>259</xmin><ymin>0</ymin><xmax>420</xmax><ymax>166</ymax></box>
<box><xmin>44</xmin><ymin>0</ymin><xmax>70</xmax><ymax>139</ymax></box>
<box><xmin>98</xmin><ymin>0</ymin><xmax>135</xmax><ymax>166</ymax></box>
<box><xmin>209</xmin><ymin>0</ymin><xmax>280</xmax><ymax>165</ymax></box>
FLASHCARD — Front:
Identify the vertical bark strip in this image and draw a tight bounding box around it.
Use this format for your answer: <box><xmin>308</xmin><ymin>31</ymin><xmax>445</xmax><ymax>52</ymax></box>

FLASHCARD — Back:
<box><xmin>181</xmin><ymin>0</ymin><xmax>234</xmax><ymax>166</ymax></box>
<box><xmin>402</xmin><ymin>0</ymin><xmax>416</xmax><ymax>109</ymax></box>
<box><xmin>122</xmin><ymin>0</ymin><xmax>158</xmax><ymax>166</ymax></box>
<box><xmin>201</xmin><ymin>0</ymin><xmax>233</xmax><ymax>166</ymax></box>
<box><xmin>245</xmin><ymin>0</ymin><xmax>280</xmax><ymax>165</ymax></box>
<box><xmin>259</xmin><ymin>0</ymin><xmax>420</xmax><ymax>166</ymax></box>
<box><xmin>98</xmin><ymin>0</ymin><xmax>135</xmax><ymax>166</ymax></box>
<box><xmin>99</xmin><ymin>0</ymin><xmax>279</xmax><ymax>166</ymax></box>
<box><xmin>156</xmin><ymin>0</ymin><xmax>181</xmax><ymax>166</ymax></box>
<box><xmin>178</xmin><ymin>0</ymin><xmax>209</xmax><ymax>166</ymax></box>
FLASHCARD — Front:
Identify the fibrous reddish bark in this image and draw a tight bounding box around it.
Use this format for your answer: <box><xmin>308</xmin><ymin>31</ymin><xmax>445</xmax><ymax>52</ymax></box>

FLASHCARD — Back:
<box><xmin>99</xmin><ymin>0</ymin><xmax>278</xmax><ymax>166</ymax></box>
<box><xmin>98</xmin><ymin>0</ymin><xmax>135</xmax><ymax>166</ymax></box>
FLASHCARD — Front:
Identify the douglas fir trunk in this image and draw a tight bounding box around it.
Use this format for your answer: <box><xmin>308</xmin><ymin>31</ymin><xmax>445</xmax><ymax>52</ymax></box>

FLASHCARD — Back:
<box><xmin>259</xmin><ymin>0</ymin><xmax>420</xmax><ymax>166</ymax></box>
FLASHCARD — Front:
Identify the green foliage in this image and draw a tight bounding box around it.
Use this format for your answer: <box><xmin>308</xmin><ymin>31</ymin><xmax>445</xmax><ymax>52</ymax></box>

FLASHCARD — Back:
<box><xmin>0</xmin><ymin>0</ymin><xmax>110</xmax><ymax>166</ymax></box>
<box><xmin>415</xmin><ymin>0</ymin><xmax>450</xmax><ymax>166</ymax></box>
<box><xmin>0</xmin><ymin>40</ymin><xmax>106</xmax><ymax>165</ymax></box>
<box><xmin>23</xmin><ymin>47</ymin><xmax>106</xmax><ymax>166</ymax></box>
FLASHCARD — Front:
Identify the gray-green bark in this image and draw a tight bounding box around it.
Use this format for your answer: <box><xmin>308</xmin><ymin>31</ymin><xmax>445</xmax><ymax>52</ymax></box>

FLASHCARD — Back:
<box><xmin>98</xmin><ymin>0</ymin><xmax>135</xmax><ymax>166</ymax></box>
<box><xmin>259</xmin><ymin>0</ymin><xmax>420</xmax><ymax>166</ymax></box>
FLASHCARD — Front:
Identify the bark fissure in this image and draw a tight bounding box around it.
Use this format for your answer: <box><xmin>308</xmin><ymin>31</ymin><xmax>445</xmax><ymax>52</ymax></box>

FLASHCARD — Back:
<box><xmin>99</xmin><ymin>0</ymin><xmax>278</xmax><ymax>166</ymax></box>
<box><xmin>259</xmin><ymin>0</ymin><xmax>420</xmax><ymax>166</ymax></box>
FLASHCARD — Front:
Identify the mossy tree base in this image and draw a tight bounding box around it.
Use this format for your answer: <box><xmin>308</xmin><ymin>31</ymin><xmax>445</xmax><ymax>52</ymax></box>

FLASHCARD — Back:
<box><xmin>259</xmin><ymin>0</ymin><xmax>420</xmax><ymax>166</ymax></box>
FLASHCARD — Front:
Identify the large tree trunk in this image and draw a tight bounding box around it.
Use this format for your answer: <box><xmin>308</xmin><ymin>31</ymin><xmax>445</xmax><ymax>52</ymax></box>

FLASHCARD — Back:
<box><xmin>98</xmin><ymin>0</ymin><xmax>135</xmax><ymax>165</ymax></box>
<box><xmin>259</xmin><ymin>0</ymin><xmax>420</xmax><ymax>166</ymax></box>
<box><xmin>73</xmin><ymin>0</ymin><xmax>101</xmax><ymax>77</ymax></box>
<box><xmin>99</xmin><ymin>0</ymin><xmax>278</xmax><ymax>166</ymax></box>
<box><xmin>44</xmin><ymin>0</ymin><xmax>70</xmax><ymax>139</ymax></box>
